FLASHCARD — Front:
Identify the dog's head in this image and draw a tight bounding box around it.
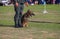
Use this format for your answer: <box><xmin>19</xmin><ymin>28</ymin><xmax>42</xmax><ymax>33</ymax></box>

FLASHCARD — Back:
<box><xmin>26</xmin><ymin>9</ymin><xmax>35</xmax><ymax>17</ymax></box>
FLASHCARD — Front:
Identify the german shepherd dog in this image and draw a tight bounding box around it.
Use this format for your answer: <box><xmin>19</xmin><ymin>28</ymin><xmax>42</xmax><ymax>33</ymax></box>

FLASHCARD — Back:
<box><xmin>21</xmin><ymin>10</ymin><xmax>35</xmax><ymax>27</ymax></box>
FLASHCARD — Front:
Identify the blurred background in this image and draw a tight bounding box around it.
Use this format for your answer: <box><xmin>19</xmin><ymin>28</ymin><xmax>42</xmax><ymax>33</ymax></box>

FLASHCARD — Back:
<box><xmin>0</xmin><ymin>0</ymin><xmax>60</xmax><ymax>6</ymax></box>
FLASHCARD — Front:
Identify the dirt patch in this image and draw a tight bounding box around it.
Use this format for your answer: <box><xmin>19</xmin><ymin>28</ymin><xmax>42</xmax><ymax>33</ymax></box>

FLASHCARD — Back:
<box><xmin>0</xmin><ymin>27</ymin><xmax>60</xmax><ymax>39</ymax></box>
<box><xmin>40</xmin><ymin>31</ymin><xmax>58</xmax><ymax>39</ymax></box>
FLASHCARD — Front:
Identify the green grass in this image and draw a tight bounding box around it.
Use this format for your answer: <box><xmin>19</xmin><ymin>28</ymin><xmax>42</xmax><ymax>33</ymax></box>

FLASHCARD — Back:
<box><xmin>0</xmin><ymin>4</ymin><xmax>60</xmax><ymax>39</ymax></box>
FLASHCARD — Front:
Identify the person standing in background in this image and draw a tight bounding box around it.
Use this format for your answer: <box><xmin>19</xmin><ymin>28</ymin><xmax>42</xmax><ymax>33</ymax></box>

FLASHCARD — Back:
<box><xmin>52</xmin><ymin>0</ymin><xmax>56</xmax><ymax>4</ymax></box>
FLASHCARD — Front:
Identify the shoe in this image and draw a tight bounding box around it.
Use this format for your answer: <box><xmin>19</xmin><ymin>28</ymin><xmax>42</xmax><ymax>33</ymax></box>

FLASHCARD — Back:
<box><xmin>14</xmin><ymin>24</ymin><xmax>19</xmax><ymax>28</ymax></box>
<box><xmin>18</xmin><ymin>24</ymin><xmax>23</xmax><ymax>27</ymax></box>
<box><xmin>18</xmin><ymin>25</ymin><xmax>23</xmax><ymax>27</ymax></box>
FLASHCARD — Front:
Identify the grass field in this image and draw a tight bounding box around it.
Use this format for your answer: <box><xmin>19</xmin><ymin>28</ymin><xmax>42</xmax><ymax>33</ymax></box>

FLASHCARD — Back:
<box><xmin>0</xmin><ymin>5</ymin><xmax>60</xmax><ymax>39</ymax></box>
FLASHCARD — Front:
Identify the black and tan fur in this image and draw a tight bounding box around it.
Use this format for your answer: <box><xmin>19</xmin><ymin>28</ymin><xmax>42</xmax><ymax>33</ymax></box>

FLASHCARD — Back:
<box><xmin>21</xmin><ymin>10</ymin><xmax>35</xmax><ymax>27</ymax></box>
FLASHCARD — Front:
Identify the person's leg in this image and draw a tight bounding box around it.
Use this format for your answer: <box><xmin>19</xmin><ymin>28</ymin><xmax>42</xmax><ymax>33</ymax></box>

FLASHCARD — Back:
<box><xmin>14</xmin><ymin>6</ymin><xmax>20</xmax><ymax>27</ymax></box>
<box><xmin>18</xmin><ymin>5</ymin><xmax>24</xmax><ymax>27</ymax></box>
